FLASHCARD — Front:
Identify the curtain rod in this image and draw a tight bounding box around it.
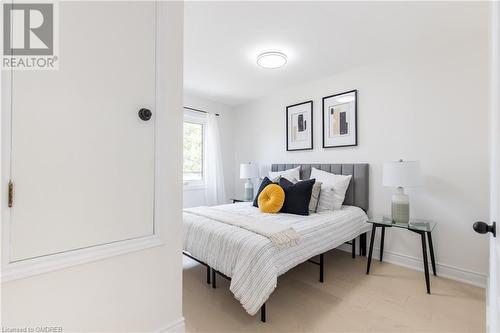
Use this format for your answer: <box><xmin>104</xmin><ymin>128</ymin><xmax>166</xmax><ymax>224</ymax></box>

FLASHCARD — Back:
<box><xmin>183</xmin><ymin>106</ymin><xmax>220</xmax><ymax>116</ymax></box>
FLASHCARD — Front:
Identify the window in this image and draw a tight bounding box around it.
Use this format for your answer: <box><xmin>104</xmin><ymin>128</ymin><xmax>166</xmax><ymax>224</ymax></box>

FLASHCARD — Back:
<box><xmin>183</xmin><ymin>111</ymin><xmax>206</xmax><ymax>187</ymax></box>
<box><xmin>183</xmin><ymin>122</ymin><xmax>204</xmax><ymax>181</ymax></box>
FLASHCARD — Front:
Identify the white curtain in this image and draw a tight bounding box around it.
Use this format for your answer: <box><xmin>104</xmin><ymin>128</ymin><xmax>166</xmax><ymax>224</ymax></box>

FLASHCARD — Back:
<box><xmin>205</xmin><ymin>113</ymin><xmax>226</xmax><ymax>205</ymax></box>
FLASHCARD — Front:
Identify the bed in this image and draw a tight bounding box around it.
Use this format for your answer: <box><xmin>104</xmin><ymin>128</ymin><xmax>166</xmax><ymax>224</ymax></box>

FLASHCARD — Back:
<box><xmin>183</xmin><ymin>163</ymin><xmax>370</xmax><ymax>322</ymax></box>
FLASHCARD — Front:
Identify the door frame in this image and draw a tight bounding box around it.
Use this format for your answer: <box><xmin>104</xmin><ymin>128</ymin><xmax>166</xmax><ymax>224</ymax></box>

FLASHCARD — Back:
<box><xmin>1</xmin><ymin>1</ymin><xmax>171</xmax><ymax>282</ymax></box>
<box><xmin>488</xmin><ymin>1</ymin><xmax>500</xmax><ymax>331</ymax></box>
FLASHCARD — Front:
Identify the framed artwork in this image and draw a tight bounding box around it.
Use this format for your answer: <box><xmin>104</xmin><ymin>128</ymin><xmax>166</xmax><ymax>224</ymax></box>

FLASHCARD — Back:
<box><xmin>322</xmin><ymin>90</ymin><xmax>357</xmax><ymax>148</ymax></box>
<box><xmin>286</xmin><ymin>100</ymin><xmax>313</xmax><ymax>151</ymax></box>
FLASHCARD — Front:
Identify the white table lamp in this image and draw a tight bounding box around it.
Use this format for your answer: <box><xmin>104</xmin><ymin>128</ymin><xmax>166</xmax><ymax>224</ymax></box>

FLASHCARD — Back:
<box><xmin>240</xmin><ymin>163</ymin><xmax>259</xmax><ymax>201</ymax></box>
<box><xmin>383</xmin><ymin>160</ymin><xmax>421</xmax><ymax>223</ymax></box>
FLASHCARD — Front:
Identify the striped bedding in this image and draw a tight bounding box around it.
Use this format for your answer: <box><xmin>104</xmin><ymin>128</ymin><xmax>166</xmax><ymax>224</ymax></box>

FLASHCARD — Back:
<box><xmin>183</xmin><ymin>202</ymin><xmax>370</xmax><ymax>315</ymax></box>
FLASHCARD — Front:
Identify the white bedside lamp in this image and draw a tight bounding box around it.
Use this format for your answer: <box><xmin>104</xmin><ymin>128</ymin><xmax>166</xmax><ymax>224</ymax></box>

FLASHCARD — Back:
<box><xmin>383</xmin><ymin>160</ymin><xmax>421</xmax><ymax>224</ymax></box>
<box><xmin>240</xmin><ymin>163</ymin><xmax>259</xmax><ymax>201</ymax></box>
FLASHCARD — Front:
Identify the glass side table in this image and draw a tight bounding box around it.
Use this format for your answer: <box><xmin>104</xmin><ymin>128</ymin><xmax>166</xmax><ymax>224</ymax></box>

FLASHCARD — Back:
<box><xmin>366</xmin><ymin>216</ymin><xmax>437</xmax><ymax>294</ymax></box>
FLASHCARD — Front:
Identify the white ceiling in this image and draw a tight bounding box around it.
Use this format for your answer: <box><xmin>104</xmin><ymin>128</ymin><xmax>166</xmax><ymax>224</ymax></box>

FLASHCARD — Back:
<box><xmin>184</xmin><ymin>1</ymin><xmax>488</xmax><ymax>106</ymax></box>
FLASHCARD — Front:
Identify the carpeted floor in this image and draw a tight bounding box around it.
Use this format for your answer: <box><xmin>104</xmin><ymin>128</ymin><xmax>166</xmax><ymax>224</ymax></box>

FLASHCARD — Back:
<box><xmin>183</xmin><ymin>249</ymin><xmax>485</xmax><ymax>332</ymax></box>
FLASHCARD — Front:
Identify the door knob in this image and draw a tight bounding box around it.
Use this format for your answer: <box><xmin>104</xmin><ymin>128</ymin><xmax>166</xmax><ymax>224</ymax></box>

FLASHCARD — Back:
<box><xmin>138</xmin><ymin>108</ymin><xmax>152</xmax><ymax>121</ymax></box>
<box><xmin>473</xmin><ymin>221</ymin><xmax>496</xmax><ymax>237</ymax></box>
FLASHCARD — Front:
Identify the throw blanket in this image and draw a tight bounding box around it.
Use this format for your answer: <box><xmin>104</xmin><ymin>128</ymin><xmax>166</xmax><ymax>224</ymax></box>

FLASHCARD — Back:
<box><xmin>183</xmin><ymin>206</ymin><xmax>299</xmax><ymax>248</ymax></box>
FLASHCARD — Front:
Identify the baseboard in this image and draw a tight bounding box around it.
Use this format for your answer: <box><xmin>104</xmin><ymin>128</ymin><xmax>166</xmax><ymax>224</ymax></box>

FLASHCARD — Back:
<box><xmin>337</xmin><ymin>244</ymin><xmax>486</xmax><ymax>288</ymax></box>
<box><xmin>156</xmin><ymin>317</ymin><xmax>185</xmax><ymax>333</ymax></box>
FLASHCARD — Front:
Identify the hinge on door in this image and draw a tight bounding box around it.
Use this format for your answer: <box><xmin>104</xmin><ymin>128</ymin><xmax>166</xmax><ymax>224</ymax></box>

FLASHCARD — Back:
<box><xmin>8</xmin><ymin>180</ymin><xmax>13</xmax><ymax>208</ymax></box>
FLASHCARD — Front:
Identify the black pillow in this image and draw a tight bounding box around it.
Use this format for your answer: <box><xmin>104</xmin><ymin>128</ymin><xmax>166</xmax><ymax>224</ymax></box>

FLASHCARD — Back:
<box><xmin>279</xmin><ymin>178</ymin><xmax>316</xmax><ymax>216</ymax></box>
<box><xmin>253</xmin><ymin>177</ymin><xmax>275</xmax><ymax>207</ymax></box>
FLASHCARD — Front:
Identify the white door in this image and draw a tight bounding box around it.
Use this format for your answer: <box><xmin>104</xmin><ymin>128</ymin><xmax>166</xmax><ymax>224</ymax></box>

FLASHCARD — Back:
<box><xmin>487</xmin><ymin>1</ymin><xmax>500</xmax><ymax>331</ymax></box>
<box><xmin>7</xmin><ymin>2</ymin><xmax>156</xmax><ymax>262</ymax></box>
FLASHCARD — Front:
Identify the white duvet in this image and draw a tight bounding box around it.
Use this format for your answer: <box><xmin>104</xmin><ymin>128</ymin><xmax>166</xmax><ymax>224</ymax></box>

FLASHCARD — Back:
<box><xmin>183</xmin><ymin>202</ymin><xmax>370</xmax><ymax>315</ymax></box>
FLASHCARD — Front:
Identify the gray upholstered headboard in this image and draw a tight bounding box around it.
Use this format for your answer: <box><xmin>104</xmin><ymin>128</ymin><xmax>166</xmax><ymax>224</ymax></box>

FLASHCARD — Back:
<box><xmin>271</xmin><ymin>163</ymin><xmax>369</xmax><ymax>212</ymax></box>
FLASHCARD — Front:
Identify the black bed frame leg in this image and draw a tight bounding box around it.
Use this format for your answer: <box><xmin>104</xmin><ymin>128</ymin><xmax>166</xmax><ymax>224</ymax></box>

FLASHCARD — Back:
<box><xmin>352</xmin><ymin>238</ymin><xmax>356</xmax><ymax>259</ymax></box>
<box><xmin>206</xmin><ymin>266</ymin><xmax>211</xmax><ymax>284</ymax></box>
<box><xmin>211</xmin><ymin>269</ymin><xmax>216</xmax><ymax>289</ymax></box>
<box><xmin>260</xmin><ymin>303</ymin><xmax>266</xmax><ymax>322</ymax></box>
<box><xmin>319</xmin><ymin>253</ymin><xmax>324</xmax><ymax>283</ymax></box>
<box><xmin>360</xmin><ymin>232</ymin><xmax>367</xmax><ymax>256</ymax></box>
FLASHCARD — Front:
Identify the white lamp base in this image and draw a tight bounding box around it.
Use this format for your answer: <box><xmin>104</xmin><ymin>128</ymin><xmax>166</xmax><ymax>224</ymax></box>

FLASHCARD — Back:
<box><xmin>244</xmin><ymin>178</ymin><xmax>254</xmax><ymax>201</ymax></box>
<box><xmin>392</xmin><ymin>187</ymin><xmax>409</xmax><ymax>224</ymax></box>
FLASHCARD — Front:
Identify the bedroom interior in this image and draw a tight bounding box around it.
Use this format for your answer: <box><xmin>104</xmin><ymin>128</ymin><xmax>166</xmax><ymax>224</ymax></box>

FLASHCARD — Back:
<box><xmin>182</xmin><ymin>1</ymin><xmax>496</xmax><ymax>332</ymax></box>
<box><xmin>0</xmin><ymin>1</ymin><xmax>498</xmax><ymax>333</ymax></box>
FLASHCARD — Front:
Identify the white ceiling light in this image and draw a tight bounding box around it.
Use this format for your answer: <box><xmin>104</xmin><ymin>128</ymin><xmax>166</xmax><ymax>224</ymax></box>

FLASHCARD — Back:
<box><xmin>256</xmin><ymin>51</ymin><xmax>287</xmax><ymax>69</ymax></box>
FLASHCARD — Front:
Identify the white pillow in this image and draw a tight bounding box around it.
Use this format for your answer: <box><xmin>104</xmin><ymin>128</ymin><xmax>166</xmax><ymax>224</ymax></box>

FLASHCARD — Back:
<box><xmin>269</xmin><ymin>166</ymin><xmax>300</xmax><ymax>182</ymax></box>
<box><xmin>310</xmin><ymin>167</ymin><xmax>352</xmax><ymax>211</ymax></box>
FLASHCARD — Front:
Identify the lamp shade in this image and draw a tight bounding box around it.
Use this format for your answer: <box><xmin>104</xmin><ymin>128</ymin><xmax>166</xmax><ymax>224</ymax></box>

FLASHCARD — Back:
<box><xmin>240</xmin><ymin>163</ymin><xmax>258</xmax><ymax>179</ymax></box>
<box><xmin>383</xmin><ymin>160</ymin><xmax>421</xmax><ymax>188</ymax></box>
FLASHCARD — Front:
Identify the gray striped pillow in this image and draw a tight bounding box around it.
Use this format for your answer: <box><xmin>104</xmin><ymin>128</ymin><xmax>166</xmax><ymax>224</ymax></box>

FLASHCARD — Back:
<box><xmin>316</xmin><ymin>185</ymin><xmax>337</xmax><ymax>212</ymax></box>
<box><xmin>308</xmin><ymin>181</ymin><xmax>322</xmax><ymax>213</ymax></box>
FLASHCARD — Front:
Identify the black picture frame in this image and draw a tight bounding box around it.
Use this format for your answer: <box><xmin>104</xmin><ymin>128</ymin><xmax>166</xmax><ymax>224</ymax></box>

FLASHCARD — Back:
<box><xmin>322</xmin><ymin>89</ymin><xmax>358</xmax><ymax>148</ymax></box>
<box><xmin>286</xmin><ymin>100</ymin><xmax>313</xmax><ymax>151</ymax></box>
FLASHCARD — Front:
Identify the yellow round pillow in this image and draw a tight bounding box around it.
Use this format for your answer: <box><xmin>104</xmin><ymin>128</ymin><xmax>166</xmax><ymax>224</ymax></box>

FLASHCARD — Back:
<box><xmin>258</xmin><ymin>184</ymin><xmax>285</xmax><ymax>213</ymax></box>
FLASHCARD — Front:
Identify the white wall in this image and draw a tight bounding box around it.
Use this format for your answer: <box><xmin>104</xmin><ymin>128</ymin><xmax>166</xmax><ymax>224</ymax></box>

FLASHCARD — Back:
<box><xmin>183</xmin><ymin>92</ymin><xmax>235</xmax><ymax>207</ymax></box>
<box><xmin>232</xmin><ymin>32</ymin><xmax>490</xmax><ymax>285</ymax></box>
<box><xmin>1</xmin><ymin>2</ymin><xmax>184</xmax><ymax>332</ymax></box>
